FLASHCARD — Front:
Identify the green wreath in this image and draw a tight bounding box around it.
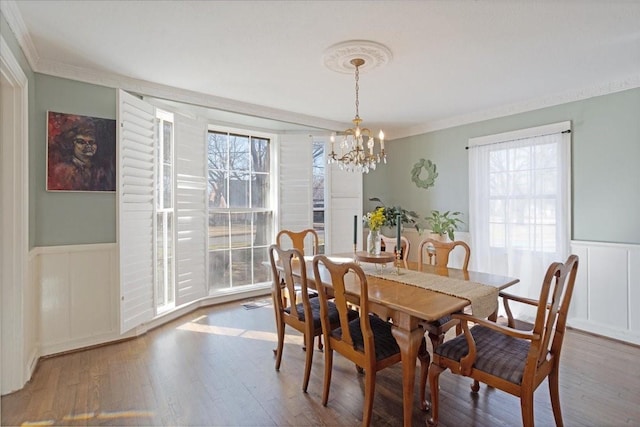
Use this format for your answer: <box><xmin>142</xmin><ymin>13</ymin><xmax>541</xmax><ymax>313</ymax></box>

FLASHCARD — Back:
<box><xmin>411</xmin><ymin>159</ymin><xmax>438</xmax><ymax>189</ymax></box>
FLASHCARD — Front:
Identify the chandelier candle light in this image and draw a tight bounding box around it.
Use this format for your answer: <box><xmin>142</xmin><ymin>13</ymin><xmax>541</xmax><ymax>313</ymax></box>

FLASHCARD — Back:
<box><xmin>327</xmin><ymin>57</ymin><xmax>386</xmax><ymax>173</ymax></box>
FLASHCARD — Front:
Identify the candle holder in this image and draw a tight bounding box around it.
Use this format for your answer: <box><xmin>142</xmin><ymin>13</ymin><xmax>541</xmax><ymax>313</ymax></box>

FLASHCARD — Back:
<box><xmin>393</xmin><ymin>247</ymin><xmax>403</xmax><ymax>275</ymax></box>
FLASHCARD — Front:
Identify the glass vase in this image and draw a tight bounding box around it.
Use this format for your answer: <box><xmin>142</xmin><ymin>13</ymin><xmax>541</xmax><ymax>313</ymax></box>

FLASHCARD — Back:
<box><xmin>367</xmin><ymin>230</ymin><xmax>382</xmax><ymax>255</ymax></box>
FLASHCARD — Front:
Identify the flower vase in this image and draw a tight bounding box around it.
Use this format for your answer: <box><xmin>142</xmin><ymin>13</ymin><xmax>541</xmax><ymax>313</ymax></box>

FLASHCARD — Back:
<box><xmin>367</xmin><ymin>230</ymin><xmax>382</xmax><ymax>255</ymax></box>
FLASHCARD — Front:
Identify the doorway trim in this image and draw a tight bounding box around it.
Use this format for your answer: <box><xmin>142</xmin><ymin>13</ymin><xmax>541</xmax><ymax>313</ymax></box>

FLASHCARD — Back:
<box><xmin>1</xmin><ymin>34</ymin><xmax>30</xmax><ymax>395</ymax></box>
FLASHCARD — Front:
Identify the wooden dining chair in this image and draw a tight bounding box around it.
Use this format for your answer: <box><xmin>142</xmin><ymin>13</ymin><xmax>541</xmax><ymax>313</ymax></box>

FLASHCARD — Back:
<box><xmin>427</xmin><ymin>255</ymin><xmax>579</xmax><ymax>427</ymax></box>
<box><xmin>268</xmin><ymin>245</ymin><xmax>353</xmax><ymax>392</ymax></box>
<box><xmin>276</xmin><ymin>228</ymin><xmax>323</xmax><ymax>350</ymax></box>
<box><xmin>276</xmin><ymin>228</ymin><xmax>320</xmax><ymax>256</ymax></box>
<box><xmin>380</xmin><ymin>234</ymin><xmax>411</xmax><ymax>268</ymax></box>
<box><xmin>417</xmin><ymin>238</ymin><xmax>472</xmax><ymax>351</ymax></box>
<box><xmin>418</xmin><ymin>238</ymin><xmax>471</xmax><ymax>272</ymax></box>
<box><xmin>312</xmin><ymin>255</ymin><xmax>429</xmax><ymax>427</ymax></box>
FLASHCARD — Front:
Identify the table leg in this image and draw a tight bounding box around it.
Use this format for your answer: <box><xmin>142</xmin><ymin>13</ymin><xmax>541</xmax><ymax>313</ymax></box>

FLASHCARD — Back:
<box><xmin>391</xmin><ymin>324</ymin><xmax>424</xmax><ymax>427</ymax></box>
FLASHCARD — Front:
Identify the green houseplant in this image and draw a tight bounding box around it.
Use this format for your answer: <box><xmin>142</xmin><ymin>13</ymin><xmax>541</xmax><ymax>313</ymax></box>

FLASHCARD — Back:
<box><xmin>425</xmin><ymin>210</ymin><xmax>464</xmax><ymax>241</ymax></box>
<box><xmin>368</xmin><ymin>197</ymin><xmax>420</xmax><ymax>232</ymax></box>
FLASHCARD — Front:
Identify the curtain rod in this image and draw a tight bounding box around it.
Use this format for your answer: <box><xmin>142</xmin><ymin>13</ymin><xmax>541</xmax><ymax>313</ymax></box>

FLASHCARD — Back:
<box><xmin>465</xmin><ymin>129</ymin><xmax>571</xmax><ymax>150</ymax></box>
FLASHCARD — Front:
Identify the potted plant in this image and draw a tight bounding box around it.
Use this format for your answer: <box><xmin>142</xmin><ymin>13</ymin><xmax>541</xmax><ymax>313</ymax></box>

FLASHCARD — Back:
<box><xmin>368</xmin><ymin>197</ymin><xmax>421</xmax><ymax>233</ymax></box>
<box><xmin>425</xmin><ymin>210</ymin><xmax>464</xmax><ymax>241</ymax></box>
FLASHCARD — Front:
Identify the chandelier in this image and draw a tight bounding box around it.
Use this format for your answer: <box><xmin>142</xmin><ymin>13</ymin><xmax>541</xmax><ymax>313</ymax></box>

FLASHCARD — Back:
<box><xmin>327</xmin><ymin>57</ymin><xmax>386</xmax><ymax>173</ymax></box>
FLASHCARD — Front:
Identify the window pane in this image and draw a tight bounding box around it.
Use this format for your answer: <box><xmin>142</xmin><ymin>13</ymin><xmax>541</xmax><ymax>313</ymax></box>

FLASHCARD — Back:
<box><xmin>229</xmin><ymin>134</ymin><xmax>250</xmax><ymax>171</ymax></box>
<box><xmin>251</xmin><ymin>173</ymin><xmax>269</xmax><ymax>208</ymax></box>
<box><xmin>209</xmin><ymin>212</ymin><xmax>229</xmax><ymax>250</ymax></box>
<box><xmin>156</xmin><ymin>213</ymin><xmax>165</xmax><ymax>305</ymax></box>
<box><xmin>208</xmin><ymin>132</ymin><xmax>228</xmax><ymax>171</ymax></box>
<box><xmin>251</xmin><ymin>137</ymin><xmax>270</xmax><ymax>173</ymax></box>
<box><xmin>231</xmin><ymin>248</ymin><xmax>252</xmax><ymax>286</ymax></box>
<box><xmin>163</xmin><ymin>121</ymin><xmax>172</xmax><ymax>163</ymax></box>
<box><xmin>229</xmin><ymin>172</ymin><xmax>250</xmax><ymax>208</ymax></box>
<box><xmin>253</xmin><ymin>211</ymin><xmax>272</xmax><ymax>248</ymax></box>
<box><xmin>312</xmin><ymin>141</ymin><xmax>325</xmax><ymax>253</ymax></box>
<box><xmin>231</xmin><ymin>212</ymin><xmax>252</xmax><ymax>248</ymax></box>
<box><xmin>209</xmin><ymin>250</ymin><xmax>230</xmax><ymax>290</ymax></box>
<box><xmin>208</xmin><ymin>172</ymin><xmax>228</xmax><ymax>208</ymax></box>
<box><xmin>253</xmin><ymin>246</ymin><xmax>270</xmax><ymax>283</ymax></box>
<box><xmin>163</xmin><ymin>164</ymin><xmax>172</xmax><ymax>207</ymax></box>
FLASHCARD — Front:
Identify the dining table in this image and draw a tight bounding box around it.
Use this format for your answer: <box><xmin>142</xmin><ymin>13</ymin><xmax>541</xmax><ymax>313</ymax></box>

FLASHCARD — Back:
<box><xmin>280</xmin><ymin>254</ymin><xmax>519</xmax><ymax>427</ymax></box>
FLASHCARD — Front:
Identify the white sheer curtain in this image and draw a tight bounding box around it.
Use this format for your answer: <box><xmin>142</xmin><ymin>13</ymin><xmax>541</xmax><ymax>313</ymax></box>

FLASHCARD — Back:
<box><xmin>469</xmin><ymin>122</ymin><xmax>571</xmax><ymax>320</ymax></box>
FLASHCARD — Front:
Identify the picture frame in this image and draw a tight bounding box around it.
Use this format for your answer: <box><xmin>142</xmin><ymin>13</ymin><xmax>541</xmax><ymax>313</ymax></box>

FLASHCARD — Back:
<box><xmin>46</xmin><ymin>111</ymin><xmax>116</xmax><ymax>192</ymax></box>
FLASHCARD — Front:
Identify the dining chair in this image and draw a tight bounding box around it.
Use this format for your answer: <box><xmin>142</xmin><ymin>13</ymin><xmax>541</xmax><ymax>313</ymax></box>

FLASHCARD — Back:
<box><xmin>417</xmin><ymin>238</ymin><xmax>472</xmax><ymax>351</ymax></box>
<box><xmin>268</xmin><ymin>245</ymin><xmax>353</xmax><ymax>392</ymax></box>
<box><xmin>426</xmin><ymin>255</ymin><xmax>579</xmax><ymax>427</ymax></box>
<box><xmin>276</xmin><ymin>228</ymin><xmax>320</xmax><ymax>256</ymax></box>
<box><xmin>418</xmin><ymin>238</ymin><xmax>471</xmax><ymax>272</ymax></box>
<box><xmin>312</xmin><ymin>255</ymin><xmax>429</xmax><ymax>427</ymax></box>
<box><xmin>276</xmin><ymin>228</ymin><xmax>323</xmax><ymax>349</ymax></box>
<box><xmin>380</xmin><ymin>234</ymin><xmax>411</xmax><ymax>269</ymax></box>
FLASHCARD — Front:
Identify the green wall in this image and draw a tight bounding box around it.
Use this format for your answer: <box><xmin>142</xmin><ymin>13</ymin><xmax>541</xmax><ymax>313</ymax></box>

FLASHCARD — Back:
<box><xmin>33</xmin><ymin>75</ymin><xmax>117</xmax><ymax>246</ymax></box>
<box><xmin>365</xmin><ymin>88</ymin><xmax>640</xmax><ymax>244</ymax></box>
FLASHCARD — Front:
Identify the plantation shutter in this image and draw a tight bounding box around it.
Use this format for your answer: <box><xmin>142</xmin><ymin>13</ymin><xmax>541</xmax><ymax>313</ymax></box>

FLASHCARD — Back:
<box><xmin>175</xmin><ymin>115</ymin><xmax>208</xmax><ymax>305</ymax></box>
<box><xmin>279</xmin><ymin>135</ymin><xmax>313</xmax><ymax>231</ymax></box>
<box><xmin>327</xmin><ymin>164</ymin><xmax>362</xmax><ymax>254</ymax></box>
<box><xmin>118</xmin><ymin>90</ymin><xmax>156</xmax><ymax>333</ymax></box>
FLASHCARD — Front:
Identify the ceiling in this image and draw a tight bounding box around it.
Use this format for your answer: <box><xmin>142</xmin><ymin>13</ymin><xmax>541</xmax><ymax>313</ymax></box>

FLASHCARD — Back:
<box><xmin>5</xmin><ymin>0</ymin><xmax>640</xmax><ymax>138</ymax></box>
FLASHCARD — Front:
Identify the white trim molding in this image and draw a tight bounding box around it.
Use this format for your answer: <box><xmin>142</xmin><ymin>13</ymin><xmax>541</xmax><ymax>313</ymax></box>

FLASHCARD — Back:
<box><xmin>569</xmin><ymin>240</ymin><xmax>640</xmax><ymax>345</ymax></box>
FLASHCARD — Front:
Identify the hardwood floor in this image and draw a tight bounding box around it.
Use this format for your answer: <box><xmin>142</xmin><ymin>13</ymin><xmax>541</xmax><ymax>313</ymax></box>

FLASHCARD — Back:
<box><xmin>3</xmin><ymin>299</ymin><xmax>640</xmax><ymax>426</ymax></box>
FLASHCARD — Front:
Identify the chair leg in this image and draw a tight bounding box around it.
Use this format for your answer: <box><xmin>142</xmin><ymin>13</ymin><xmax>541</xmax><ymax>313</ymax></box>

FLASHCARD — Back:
<box><xmin>317</xmin><ymin>335</ymin><xmax>323</xmax><ymax>351</ymax></box>
<box><xmin>520</xmin><ymin>388</ymin><xmax>535</xmax><ymax>427</ymax></box>
<box><xmin>274</xmin><ymin>320</ymin><xmax>285</xmax><ymax>371</ymax></box>
<box><xmin>428</xmin><ymin>332</ymin><xmax>444</xmax><ymax>352</ymax></box>
<box><xmin>362</xmin><ymin>369</ymin><xmax>376</xmax><ymax>427</ymax></box>
<box><xmin>418</xmin><ymin>339</ymin><xmax>431</xmax><ymax>411</ymax></box>
<box><xmin>427</xmin><ymin>363</ymin><xmax>445</xmax><ymax>427</ymax></box>
<box><xmin>302</xmin><ymin>332</ymin><xmax>314</xmax><ymax>393</ymax></box>
<box><xmin>471</xmin><ymin>380</ymin><xmax>480</xmax><ymax>393</ymax></box>
<box><xmin>549</xmin><ymin>366</ymin><xmax>564</xmax><ymax>427</ymax></box>
<box><xmin>322</xmin><ymin>348</ymin><xmax>333</xmax><ymax>406</ymax></box>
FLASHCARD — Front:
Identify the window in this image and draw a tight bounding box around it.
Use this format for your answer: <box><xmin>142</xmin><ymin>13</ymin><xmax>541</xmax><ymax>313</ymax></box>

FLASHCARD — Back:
<box><xmin>312</xmin><ymin>140</ymin><xmax>325</xmax><ymax>254</ymax></box>
<box><xmin>207</xmin><ymin>130</ymin><xmax>273</xmax><ymax>292</ymax></box>
<box><xmin>469</xmin><ymin>122</ymin><xmax>571</xmax><ymax>318</ymax></box>
<box><xmin>155</xmin><ymin>110</ymin><xmax>175</xmax><ymax>312</ymax></box>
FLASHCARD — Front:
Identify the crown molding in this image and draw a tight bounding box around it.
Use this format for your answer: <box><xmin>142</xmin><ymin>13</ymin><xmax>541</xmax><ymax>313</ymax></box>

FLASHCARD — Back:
<box><xmin>0</xmin><ymin>0</ymin><xmax>39</xmax><ymax>69</ymax></box>
<box><xmin>393</xmin><ymin>73</ymin><xmax>640</xmax><ymax>140</ymax></box>
<box><xmin>36</xmin><ymin>57</ymin><xmax>346</xmax><ymax>133</ymax></box>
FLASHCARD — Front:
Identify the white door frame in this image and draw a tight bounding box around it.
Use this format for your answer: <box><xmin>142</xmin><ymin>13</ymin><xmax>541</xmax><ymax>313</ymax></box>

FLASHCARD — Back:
<box><xmin>1</xmin><ymin>34</ymin><xmax>30</xmax><ymax>395</ymax></box>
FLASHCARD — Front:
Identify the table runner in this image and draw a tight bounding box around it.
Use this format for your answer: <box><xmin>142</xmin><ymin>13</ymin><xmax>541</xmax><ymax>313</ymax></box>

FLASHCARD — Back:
<box><xmin>360</xmin><ymin>264</ymin><xmax>498</xmax><ymax>319</ymax></box>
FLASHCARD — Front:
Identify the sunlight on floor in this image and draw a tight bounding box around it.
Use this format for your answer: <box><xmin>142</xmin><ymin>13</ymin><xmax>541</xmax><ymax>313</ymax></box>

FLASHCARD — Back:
<box><xmin>22</xmin><ymin>410</ymin><xmax>155</xmax><ymax>426</ymax></box>
<box><xmin>177</xmin><ymin>317</ymin><xmax>304</xmax><ymax>345</ymax></box>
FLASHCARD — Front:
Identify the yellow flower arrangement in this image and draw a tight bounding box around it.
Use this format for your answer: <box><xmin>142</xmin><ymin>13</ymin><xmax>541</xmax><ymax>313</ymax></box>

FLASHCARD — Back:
<box><xmin>364</xmin><ymin>207</ymin><xmax>385</xmax><ymax>231</ymax></box>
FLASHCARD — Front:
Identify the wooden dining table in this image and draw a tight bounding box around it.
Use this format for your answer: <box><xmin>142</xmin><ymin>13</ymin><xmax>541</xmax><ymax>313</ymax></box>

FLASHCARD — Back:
<box><xmin>283</xmin><ymin>255</ymin><xmax>519</xmax><ymax>427</ymax></box>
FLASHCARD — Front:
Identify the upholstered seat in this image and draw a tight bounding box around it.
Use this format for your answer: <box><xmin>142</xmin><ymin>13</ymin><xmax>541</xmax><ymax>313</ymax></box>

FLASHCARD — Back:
<box><xmin>331</xmin><ymin>315</ymin><xmax>401</xmax><ymax>361</ymax></box>
<box><xmin>427</xmin><ymin>255</ymin><xmax>579</xmax><ymax>427</ymax></box>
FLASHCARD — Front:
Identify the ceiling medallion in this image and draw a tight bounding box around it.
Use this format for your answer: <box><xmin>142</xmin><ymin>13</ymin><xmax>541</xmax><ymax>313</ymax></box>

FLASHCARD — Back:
<box><xmin>323</xmin><ymin>40</ymin><xmax>393</xmax><ymax>74</ymax></box>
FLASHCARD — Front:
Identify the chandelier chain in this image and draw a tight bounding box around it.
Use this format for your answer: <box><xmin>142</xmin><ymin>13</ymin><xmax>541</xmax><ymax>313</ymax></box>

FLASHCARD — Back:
<box><xmin>354</xmin><ymin>63</ymin><xmax>360</xmax><ymax>119</ymax></box>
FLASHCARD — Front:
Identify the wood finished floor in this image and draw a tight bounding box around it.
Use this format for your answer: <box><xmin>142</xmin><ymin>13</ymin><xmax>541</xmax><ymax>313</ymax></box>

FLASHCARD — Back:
<box><xmin>2</xmin><ymin>298</ymin><xmax>640</xmax><ymax>427</ymax></box>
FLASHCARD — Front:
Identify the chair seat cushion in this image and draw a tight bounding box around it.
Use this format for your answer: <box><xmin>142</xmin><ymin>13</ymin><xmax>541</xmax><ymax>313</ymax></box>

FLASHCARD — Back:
<box><xmin>331</xmin><ymin>315</ymin><xmax>400</xmax><ymax>361</ymax></box>
<box><xmin>286</xmin><ymin>298</ymin><xmax>356</xmax><ymax>329</ymax></box>
<box><xmin>434</xmin><ymin>325</ymin><xmax>531</xmax><ymax>385</ymax></box>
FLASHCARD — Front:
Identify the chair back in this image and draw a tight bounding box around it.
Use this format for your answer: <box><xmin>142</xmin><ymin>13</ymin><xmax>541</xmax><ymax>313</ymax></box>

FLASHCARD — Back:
<box><xmin>529</xmin><ymin>254</ymin><xmax>579</xmax><ymax>369</ymax></box>
<box><xmin>268</xmin><ymin>244</ymin><xmax>309</xmax><ymax>321</ymax></box>
<box><xmin>418</xmin><ymin>238</ymin><xmax>471</xmax><ymax>271</ymax></box>
<box><xmin>276</xmin><ymin>229</ymin><xmax>319</xmax><ymax>256</ymax></box>
<box><xmin>312</xmin><ymin>255</ymin><xmax>374</xmax><ymax>359</ymax></box>
<box><xmin>380</xmin><ymin>234</ymin><xmax>411</xmax><ymax>267</ymax></box>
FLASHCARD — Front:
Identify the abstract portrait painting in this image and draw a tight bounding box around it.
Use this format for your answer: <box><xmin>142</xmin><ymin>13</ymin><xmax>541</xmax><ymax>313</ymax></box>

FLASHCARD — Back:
<box><xmin>47</xmin><ymin>111</ymin><xmax>116</xmax><ymax>192</ymax></box>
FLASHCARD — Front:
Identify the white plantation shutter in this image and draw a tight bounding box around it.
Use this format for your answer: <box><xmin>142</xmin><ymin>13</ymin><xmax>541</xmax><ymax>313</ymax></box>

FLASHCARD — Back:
<box><xmin>279</xmin><ymin>135</ymin><xmax>313</xmax><ymax>231</ymax></box>
<box><xmin>175</xmin><ymin>115</ymin><xmax>208</xmax><ymax>305</ymax></box>
<box><xmin>118</xmin><ymin>90</ymin><xmax>156</xmax><ymax>333</ymax></box>
<box><xmin>327</xmin><ymin>164</ymin><xmax>362</xmax><ymax>254</ymax></box>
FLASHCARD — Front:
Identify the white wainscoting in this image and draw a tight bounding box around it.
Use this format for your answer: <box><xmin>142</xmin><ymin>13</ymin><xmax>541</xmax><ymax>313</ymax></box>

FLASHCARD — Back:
<box><xmin>569</xmin><ymin>240</ymin><xmax>640</xmax><ymax>345</ymax></box>
<box><xmin>35</xmin><ymin>243</ymin><xmax>120</xmax><ymax>355</ymax></box>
